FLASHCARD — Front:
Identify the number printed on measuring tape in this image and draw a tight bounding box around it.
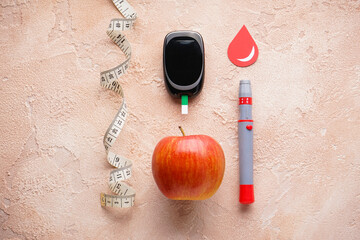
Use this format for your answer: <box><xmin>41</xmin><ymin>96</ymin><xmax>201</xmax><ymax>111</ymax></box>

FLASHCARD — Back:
<box><xmin>100</xmin><ymin>0</ymin><xmax>136</xmax><ymax>208</ymax></box>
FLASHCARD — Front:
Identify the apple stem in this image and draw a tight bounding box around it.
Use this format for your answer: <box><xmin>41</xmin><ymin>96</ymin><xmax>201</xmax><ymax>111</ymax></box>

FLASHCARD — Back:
<box><xmin>178</xmin><ymin>126</ymin><xmax>186</xmax><ymax>136</ymax></box>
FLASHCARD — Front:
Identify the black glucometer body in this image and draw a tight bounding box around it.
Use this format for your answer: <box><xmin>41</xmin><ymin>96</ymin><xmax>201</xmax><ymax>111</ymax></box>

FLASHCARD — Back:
<box><xmin>163</xmin><ymin>31</ymin><xmax>205</xmax><ymax>98</ymax></box>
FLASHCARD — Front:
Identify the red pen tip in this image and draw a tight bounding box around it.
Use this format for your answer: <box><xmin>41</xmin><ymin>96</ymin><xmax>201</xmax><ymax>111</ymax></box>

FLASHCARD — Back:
<box><xmin>239</xmin><ymin>185</ymin><xmax>254</xmax><ymax>204</ymax></box>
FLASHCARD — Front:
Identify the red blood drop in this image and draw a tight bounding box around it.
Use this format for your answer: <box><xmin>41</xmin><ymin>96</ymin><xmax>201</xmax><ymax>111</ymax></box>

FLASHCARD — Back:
<box><xmin>227</xmin><ymin>25</ymin><xmax>259</xmax><ymax>67</ymax></box>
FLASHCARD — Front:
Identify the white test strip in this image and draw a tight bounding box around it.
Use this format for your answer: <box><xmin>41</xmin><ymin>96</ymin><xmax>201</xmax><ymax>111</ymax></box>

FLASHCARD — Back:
<box><xmin>181</xmin><ymin>105</ymin><xmax>188</xmax><ymax>114</ymax></box>
<box><xmin>100</xmin><ymin>0</ymin><xmax>137</xmax><ymax>208</ymax></box>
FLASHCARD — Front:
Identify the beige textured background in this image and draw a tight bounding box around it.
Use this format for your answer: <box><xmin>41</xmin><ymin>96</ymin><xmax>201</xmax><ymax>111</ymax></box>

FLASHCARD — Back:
<box><xmin>1</xmin><ymin>0</ymin><xmax>360</xmax><ymax>239</ymax></box>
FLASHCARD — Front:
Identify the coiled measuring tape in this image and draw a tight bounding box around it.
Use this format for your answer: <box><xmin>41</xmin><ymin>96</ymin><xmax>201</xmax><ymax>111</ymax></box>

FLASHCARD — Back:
<box><xmin>99</xmin><ymin>0</ymin><xmax>136</xmax><ymax>208</ymax></box>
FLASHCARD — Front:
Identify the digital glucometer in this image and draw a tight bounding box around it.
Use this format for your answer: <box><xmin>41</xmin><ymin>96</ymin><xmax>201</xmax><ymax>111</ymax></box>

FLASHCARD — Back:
<box><xmin>163</xmin><ymin>31</ymin><xmax>205</xmax><ymax>114</ymax></box>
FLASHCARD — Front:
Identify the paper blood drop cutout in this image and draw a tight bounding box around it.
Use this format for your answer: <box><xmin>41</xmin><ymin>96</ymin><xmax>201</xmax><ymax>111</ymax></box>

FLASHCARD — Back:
<box><xmin>227</xmin><ymin>25</ymin><xmax>259</xmax><ymax>67</ymax></box>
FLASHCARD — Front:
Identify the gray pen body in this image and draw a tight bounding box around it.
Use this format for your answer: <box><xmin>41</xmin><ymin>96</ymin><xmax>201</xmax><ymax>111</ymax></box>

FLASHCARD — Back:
<box><xmin>239</xmin><ymin>80</ymin><xmax>253</xmax><ymax>185</ymax></box>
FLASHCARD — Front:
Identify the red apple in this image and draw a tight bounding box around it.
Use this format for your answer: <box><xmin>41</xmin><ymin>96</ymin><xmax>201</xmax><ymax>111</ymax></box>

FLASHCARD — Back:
<box><xmin>152</xmin><ymin>127</ymin><xmax>225</xmax><ymax>200</ymax></box>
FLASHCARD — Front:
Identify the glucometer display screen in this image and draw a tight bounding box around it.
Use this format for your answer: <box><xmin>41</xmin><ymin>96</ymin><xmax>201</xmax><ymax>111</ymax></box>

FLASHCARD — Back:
<box><xmin>165</xmin><ymin>37</ymin><xmax>202</xmax><ymax>86</ymax></box>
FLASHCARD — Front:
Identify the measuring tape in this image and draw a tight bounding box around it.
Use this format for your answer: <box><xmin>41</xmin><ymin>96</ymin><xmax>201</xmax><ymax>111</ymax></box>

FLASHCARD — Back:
<box><xmin>99</xmin><ymin>0</ymin><xmax>136</xmax><ymax>208</ymax></box>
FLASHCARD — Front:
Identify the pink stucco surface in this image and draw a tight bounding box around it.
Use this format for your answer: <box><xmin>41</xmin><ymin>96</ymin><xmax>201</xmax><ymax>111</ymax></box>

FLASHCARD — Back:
<box><xmin>1</xmin><ymin>0</ymin><xmax>360</xmax><ymax>239</ymax></box>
